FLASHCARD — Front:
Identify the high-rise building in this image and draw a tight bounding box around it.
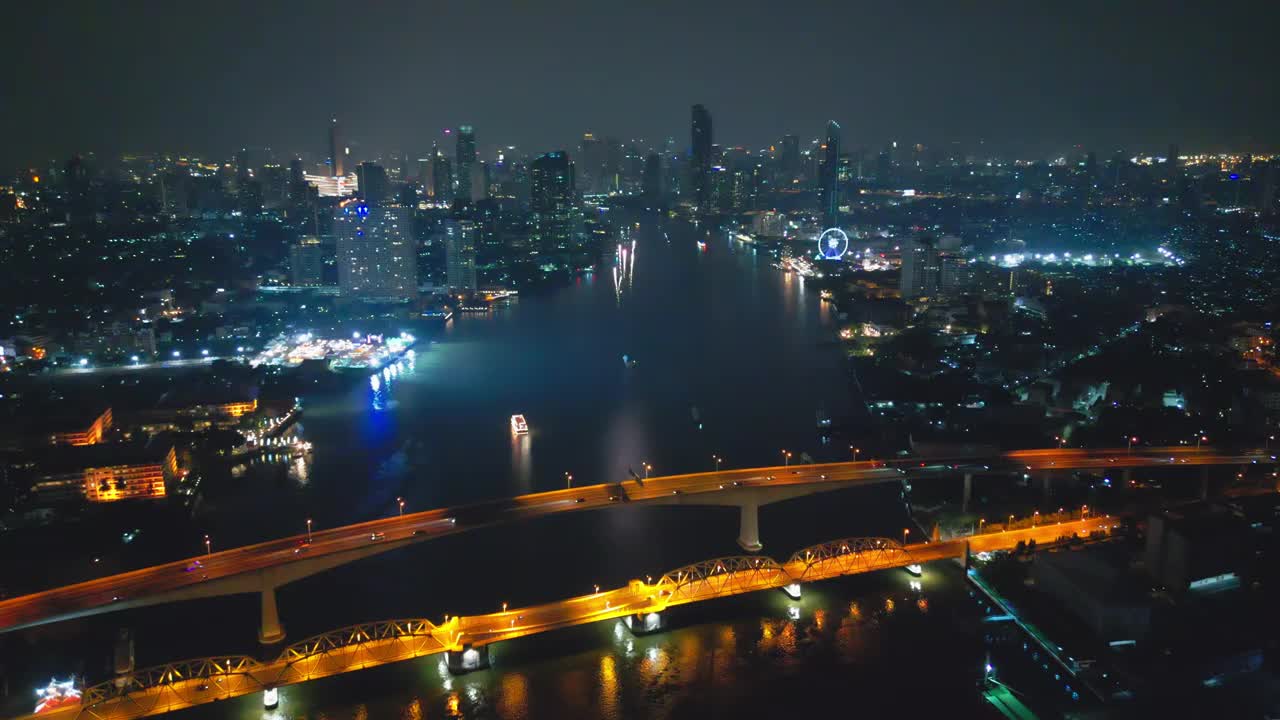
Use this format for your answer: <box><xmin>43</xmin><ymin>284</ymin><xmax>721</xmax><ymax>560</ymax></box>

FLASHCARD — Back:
<box><xmin>455</xmin><ymin>125</ymin><xmax>476</xmax><ymax>202</ymax></box>
<box><xmin>579</xmin><ymin>133</ymin><xmax>605</xmax><ymax>193</ymax></box>
<box><xmin>530</xmin><ymin>151</ymin><xmax>578</xmax><ymax>251</ymax></box>
<box><xmin>900</xmin><ymin>236</ymin><xmax>941</xmax><ymax>300</ymax></box>
<box><xmin>444</xmin><ymin>219</ymin><xmax>478</xmax><ymax>293</ymax></box>
<box><xmin>642</xmin><ymin>153</ymin><xmax>663</xmax><ymax>202</ymax></box>
<box><xmin>432</xmin><ymin>154</ymin><xmax>453</xmax><ymax>204</ymax></box>
<box><xmin>781</xmin><ymin>134</ymin><xmax>800</xmax><ymax>184</ymax></box>
<box><xmin>328</xmin><ymin>118</ymin><xmax>345</xmax><ymax>177</ymax></box>
<box><xmin>289</xmin><ymin>236</ymin><xmax>325</xmax><ymax>286</ymax></box>
<box><xmin>357</xmin><ymin>162</ymin><xmax>389</xmax><ymax>207</ymax></box>
<box><xmin>691</xmin><ymin>104</ymin><xmax>713</xmax><ymax>207</ymax></box>
<box><xmin>820</xmin><ymin>121</ymin><xmax>841</xmax><ymax>227</ymax></box>
<box><xmin>334</xmin><ymin>203</ymin><xmax>417</xmax><ymax>299</ymax></box>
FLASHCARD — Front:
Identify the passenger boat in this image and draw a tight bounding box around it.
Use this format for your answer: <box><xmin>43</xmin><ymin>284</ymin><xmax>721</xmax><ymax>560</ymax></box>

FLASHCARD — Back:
<box><xmin>510</xmin><ymin>414</ymin><xmax>529</xmax><ymax>435</ymax></box>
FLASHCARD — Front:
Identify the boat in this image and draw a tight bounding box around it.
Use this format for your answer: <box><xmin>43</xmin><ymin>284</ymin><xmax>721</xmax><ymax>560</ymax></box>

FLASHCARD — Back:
<box><xmin>622</xmin><ymin>354</ymin><xmax>638</xmax><ymax>369</ymax></box>
<box><xmin>34</xmin><ymin>678</ymin><xmax>80</xmax><ymax>714</ymax></box>
<box><xmin>903</xmin><ymin>564</ymin><xmax>923</xmax><ymax>577</ymax></box>
<box><xmin>816</xmin><ymin>408</ymin><xmax>832</xmax><ymax>428</ymax></box>
<box><xmin>510</xmin><ymin>414</ymin><xmax>529</xmax><ymax>435</ymax></box>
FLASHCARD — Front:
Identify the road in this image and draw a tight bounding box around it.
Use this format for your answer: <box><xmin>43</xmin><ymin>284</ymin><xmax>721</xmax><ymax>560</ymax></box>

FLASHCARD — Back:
<box><xmin>0</xmin><ymin>448</ymin><xmax>1265</xmax><ymax>632</ymax></box>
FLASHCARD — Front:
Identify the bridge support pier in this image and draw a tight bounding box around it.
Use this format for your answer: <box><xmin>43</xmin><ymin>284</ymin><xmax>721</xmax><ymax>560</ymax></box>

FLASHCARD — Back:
<box><xmin>737</xmin><ymin>498</ymin><xmax>763</xmax><ymax>553</ymax></box>
<box><xmin>1201</xmin><ymin>466</ymin><xmax>1210</xmax><ymax>500</ymax></box>
<box><xmin>962</xmin><ymin>473</ymin><xmax>973</xmax><ymax>513</ymax></box>
<box><xmin>258</xmin><ymin>586</ymin><xmax>286</xmax><ymax>646</ymax></box>
<box><xmin>445</xmin><ymin>644</ymin><xmax>491</xmax><ymax>674</ymax></box>
<box><xmin>112</xmin><ymin>629</ymin><xmax>134</xmax><ymax>689</ymax></box>
<box><xmin>624</xmin><ymin>611</ymin><xmax>665</xmax><ymax>635</ymax></box>
<box><xmin>781</xmin><ymin>582</ymin><xmax>802</xmax><ymax>600</ymax></box>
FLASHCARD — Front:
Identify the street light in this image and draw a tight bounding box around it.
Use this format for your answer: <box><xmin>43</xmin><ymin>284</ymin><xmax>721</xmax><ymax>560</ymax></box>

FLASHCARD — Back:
<box><xmin>644</xmin><ymin>463</ymin><xmax>652</xmax><ymax>479</ymax></box>
<box><xmin>782</xmin><ymin>449</ymin><xmax>792</xmax><ymax>466</ymax></box>
<box><xmin>1033</xmin><ymin>510</ymin><xmax>1039</xmax><ymax>527</ymax></box>
<box><xmin>565</xmin><ymin>472</ymin><xmax>573</xmax><ymax>489</ymax></box>
<box><xmin>902</xmin><ymin>528</ymin><xmax>910</xmax><ymax>546</ymax></box>
<box><xmin>1007</xmin><ymin>514</ymin><xmax>1014</xmax><ymax>530</ymax></box>
<box><xmin>1196</xmin><ymin>435</ymin><xmax>1207</xmax><ymax>450</ymax></box>
<box><xmin>978</xmin><ymin>518</ymin><xmax>986</xmax><ymax>534</ymax></box>
<box><xmin>1127</xmin><ymin>436</ymin><xmax>1138</xmax><ymax>454</ymax></box>
<box><xmin>502</xmin><ymin>602</ymin><xmax>507</xmax><ymax>613</ymax></box>
<box><xmin>851</xmin><ymin>446</ymin><xmax>860</xmax><ymax>461</ymax></box>
<box><xmin>397</xmin><ymin>497</ymin><xmax>405</xmax><ymax>516</ymax></box>
<box><xmin>306</xmin><ymin>518</ymin><xmax>312</xmax><ymax>543</ymax></box>
<box><xmin>204</xmin><ymin>535</ymin><xmax>211</xmax><ymax>556</ymax></box>
<box><xmin>713</xmin><ymin>455</ymin><xmax>722</xmax><ymax>471</ymax></box>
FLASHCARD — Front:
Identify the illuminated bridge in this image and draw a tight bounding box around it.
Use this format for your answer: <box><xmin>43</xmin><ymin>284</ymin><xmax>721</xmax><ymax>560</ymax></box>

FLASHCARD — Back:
<box><xmin>0</xmin><ymin>447</ymin><xmax>1266</xmax><ymax>644</ymax></box>
<box><xmin>24</xmin><ymin>517</ymin><xmax>1113</xmax><ymax>720</ymax></box>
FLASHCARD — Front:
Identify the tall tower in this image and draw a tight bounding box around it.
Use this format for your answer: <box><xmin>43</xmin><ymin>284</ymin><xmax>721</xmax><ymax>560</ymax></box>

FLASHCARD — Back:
<box><xmin>455</xmin><ymin>125</ymin><xmax>476</xmax><ymax>202</ymax></box>
<box><xmin>820</xmin><ymin>121</ymin><xmax>841</xmax><ymax>227</ymax></box>
<box><xmin>328</xmin><ymin>118</ymin><xmax>345</xmax><ymax>177</ymax></box>
<box><xmin>691</xmin><ymin>104</ymin><xmax>713</xmax><ymax>207</ymax></box>
<box><xmin>530</xmin><ymin>151</ymin><xmax>578</xmax><ymax>251</ymax></box>
<box><xmin>334</xmin><ymin>203</ymin><xmax>417</xmax><ymax>299</ymax></box>
<box><xmin>444</xmin><ymin>219</ymin><xmax>478</xmax><ymax>293</ymax></box>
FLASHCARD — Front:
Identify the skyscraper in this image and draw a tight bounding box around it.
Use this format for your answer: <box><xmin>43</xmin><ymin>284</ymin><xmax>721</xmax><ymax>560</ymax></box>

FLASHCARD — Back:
<box><xmin>432</xmin><ymin>152</ymin><xmax>453</xmax><ymax>204</ymax></box>
<box><xmin>530</xmin><ymin>151</ymin><xmax>578</xmax><ymax>251</ymax></box>
<box><xmin>444</xmin><ymin>219</ymin><xmax>478</xmax><ymax>293</ymax></box>
<box><xmin>900</xmin><ymin>236</ymin><xmax>942</xmax><ymax>300</ymax></box>
<box><xmin>289</xmin><ymin>236</ymin><xmax>325</xmax><ymax>286</ymax></box>
<box><xmin>455</xmin><ymin>125</ymin><xmax>476</xmax><ymax>202</ymax></box>
<box><xmin>690</xmin><ymin>104</ymin><xmax>713</xmax><ymax>207</ymax></box>
<box><xmin>780</xmin><ymin>134</ymin><xmax>800</xmax><ymax>184</ymax></box>
<box><xmin>642</xmin><ymin>152</ymin><xmax>663</xmax><ymax>203</ymax></box>
<box><xmin>335</xmin><ymin>202</ymin><xmax>417</xmax><ymax>300</ymax></box>
<box><xmin>820</xmin><ymin>120</ymin><xmax>841</xmax><ymax>227</ymax></box>
<box><xmin>356</xmin><ymin>162</ymin><xmax>389</xmax><ymax>207</ymax></box>
<box><xmin>328</xmin><ymin>118</ymin><xmax>345</xmax><ymax>177</ymax></box>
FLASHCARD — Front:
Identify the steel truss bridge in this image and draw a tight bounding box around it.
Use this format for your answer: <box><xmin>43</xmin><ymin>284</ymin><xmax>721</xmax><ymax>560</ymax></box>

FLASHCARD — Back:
<box><xmin>49</xmin><ymin>516</ymin><xmax>1111</xmax><ymax>720</ymax></box>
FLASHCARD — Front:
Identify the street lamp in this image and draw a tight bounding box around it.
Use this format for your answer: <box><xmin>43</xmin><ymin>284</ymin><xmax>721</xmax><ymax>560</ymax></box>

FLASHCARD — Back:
<box><xmin>1007</xmin><ymin>514</ymin><xmax>1014</xmax><ymax>530</ymax></box>
<box><xmin>502</xmin><ymin>602</ymin><xmax>507</xmax><ymax>613</ymax></box>
<box><xmin>713</xmin><ymin>455</ymin><xmax>722</xmax><ymax>471</ymax></box>
<box><xmin>204</xmin><ymin>535</ymin><xmax>211</xmax><ymax>556</ymax></box>
<box><xmin>851</xmin><ymin>446</ymin><xmax>860</xmax><ymax>461</ymax></box>
<box><xmin>978</xmin><ymin>518</ymin><xmax>986</xmax><ymax>533</ymax></box>
<box><xmin>1127</xmin><ymin>436</ymin><xmax>1138</xmax><ymax>454</ymax></box>
<box><xmin>306</xmin><ymin>518</ymin><xmax>312</xmax><ymax>543</ymax></box>
<box><xmin>782</xmin><ymin>450</ymin><xmax>792</xmax><ymax>466</ymax></box>
<box><xmin>902</xmin><ymin>528</ymin><xmax>910</xmax><ymax>546</ymax></box>
<box><xmin>644</xmin><ymin>463</ymin><xmax>652</xmax><ymax>479</ymax></box>
<box><xmin>397</xmin><ymin>497</ymin><xmax>405</xmax><ymax>516</ymax></box>
<box><xmin>1196</xmin><ymin>435</ymin><xmax>1207</xmax><ymax>450</ymax></box>
<box><xmin>1033</xmin><ymin>510</ymin><xmax>1039</xmax><ymax>527</ymax></box>
<box><xmin>565</xmin><ymin>472</ymin><xmax>573</xmax><ymax>489</ymax></box>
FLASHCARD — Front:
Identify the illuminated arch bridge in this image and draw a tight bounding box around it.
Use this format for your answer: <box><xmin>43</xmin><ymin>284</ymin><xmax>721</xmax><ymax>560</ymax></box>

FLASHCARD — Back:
<box><xmin>67</xmin><ymin>535</ymin><xmax>924</xmax><ymax>720</ymax></box>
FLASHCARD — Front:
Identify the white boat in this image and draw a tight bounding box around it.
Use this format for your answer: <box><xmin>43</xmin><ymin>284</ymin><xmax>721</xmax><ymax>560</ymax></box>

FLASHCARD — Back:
<box><xmin>510</xmin><ymin>414</ymin><xmax>529</xmax><ymax>435</ymax></box>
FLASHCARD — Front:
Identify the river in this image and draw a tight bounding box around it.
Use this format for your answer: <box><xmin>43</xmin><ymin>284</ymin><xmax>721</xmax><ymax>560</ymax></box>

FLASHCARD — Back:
<box><xmin>2</xmin><ymin>216</ymin><xmax>999</xmax><ymax>719</ymax></box>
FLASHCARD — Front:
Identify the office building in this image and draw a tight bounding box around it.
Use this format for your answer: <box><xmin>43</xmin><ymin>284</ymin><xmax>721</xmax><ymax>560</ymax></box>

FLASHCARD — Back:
<box><xmin>780</xmin><ymin>134</ymin><xmax>800</xmax><ymax>184</ymax></box>
<box><xmin>900</xmin><ymin>236</ymin><xmax>941</xmax><ymax>299</ymax></box>
<box><xmin>444</xmin><ymin>219</ymin><xmax>478</xmax><ymax>293</ymax></box>
<box><xmin>820</xmin><ymin>120</ymin><xmax>841</xmax><ymax>227</ymax></box>
<box><xmin>289</xmin><ymin>236</ymin><xmax>325</xmax><ymax>286</ymax></box>
<box><xmin>642</xmin><ymin>152</ymin><xmax>663</xmax><ymax>202</ymax></box>
<box><xmin>455</xmin><ymin>125</ymin><xmax>476</xmax><ymax>202</ymax></box>
<box><xmin>432</xmin><ymin>152</ymin><xmax>453</xmax><ymax>204</ymax></box>
<box><xmin>335</xmin><ymin>202</ymin><xmax>418</xmax><ymax>300</ymax></box>
<box><xmin>691</xmin><ymin>104</ymin><xmax>713</xmax><ymax>207</ymax></box>
<box><xmin>357</xmin><ymin>162</ymin><xmax>389</xmax><ymax>206</ymax></box>
<box><xmin>530</xmin><ymin>151</ymin><xmax>579</xmax><ymax>251</ymax></box>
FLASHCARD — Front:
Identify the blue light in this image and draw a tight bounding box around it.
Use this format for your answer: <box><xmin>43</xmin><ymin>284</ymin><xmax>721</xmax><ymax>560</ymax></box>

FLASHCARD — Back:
<box><xmin>1230</xmin><ymin>173</ymin><xmax>1240</xmax><ymax>181</ymax></box>
<box><xmin>356</xmin><ymin>203</ymin><xmax>370</xmax><ymax>217</ymax></box>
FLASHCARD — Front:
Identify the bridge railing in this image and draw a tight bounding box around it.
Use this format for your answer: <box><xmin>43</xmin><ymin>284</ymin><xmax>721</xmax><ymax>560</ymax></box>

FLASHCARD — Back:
<box><xmin>787</xmin><ymin>537</ymin><xmax>912</xmax><ymax>581</ymax></box>
<box><xmin>654</xmin><ymin>556</ymin><xmax>789</xmax><ymax>604</ymax></box>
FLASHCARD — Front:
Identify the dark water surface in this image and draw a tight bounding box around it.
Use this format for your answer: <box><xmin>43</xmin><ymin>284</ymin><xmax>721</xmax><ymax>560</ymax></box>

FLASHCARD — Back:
<box><xmin>4</xmin><ymin>218</ymin><xmax>996</xmax><ymax>718</ymax></box>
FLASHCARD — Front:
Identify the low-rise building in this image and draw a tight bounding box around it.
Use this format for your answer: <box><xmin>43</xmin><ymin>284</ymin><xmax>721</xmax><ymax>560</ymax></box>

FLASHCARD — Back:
<box><xmin>15</xmin><ymin>444</ymin><xmax>178</xmax><ymax>505</ymax></box>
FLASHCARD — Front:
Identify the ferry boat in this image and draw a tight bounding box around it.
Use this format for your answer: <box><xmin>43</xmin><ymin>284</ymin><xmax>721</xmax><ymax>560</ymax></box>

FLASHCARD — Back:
<box><xmin>34</xmin><ymin>678</ymin><xmax>80</xmax><ymax>714</ymax></box>
<box><xmin>510</xmin><ymin>414</ymin><xmax>529</xmax><ymax>435</ymax></box>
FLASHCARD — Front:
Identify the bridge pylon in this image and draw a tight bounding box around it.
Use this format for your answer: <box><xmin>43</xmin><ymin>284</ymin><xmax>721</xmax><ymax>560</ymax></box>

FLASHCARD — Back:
<box><xmin>737</xmin><ymin>496</ymin><xmax>763</xmax><ymax>552</ymax></box>
<box><xmin>258</xmin><ymin>585</ymin><xmax>286</xmax><ymax>647</ymax></box>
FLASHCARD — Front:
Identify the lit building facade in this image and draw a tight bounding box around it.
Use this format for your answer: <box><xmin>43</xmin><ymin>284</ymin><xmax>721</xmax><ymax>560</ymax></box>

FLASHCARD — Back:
<box><xmin>444</xmin><ymin>219</ymin><xmax>478</xmax><ymax>293</ymax></box>
<box><xmin>26</xmin><ymin>445</ymin><xmax>178</xmax><ymax>505</ymax></box>
<box><xmin>289</xmin><ymin>236</ymin><xmax>325</xmax><ymax>286</ymax></box>
<box><xmin>530</xmin><ymin>151</ymin><xmax>580</xmax><ymax>251</ymax></box>
<box><xmin>335</xmin><ymin>203</ymin><xmax>418</xmax><ymax>300</ymax></box>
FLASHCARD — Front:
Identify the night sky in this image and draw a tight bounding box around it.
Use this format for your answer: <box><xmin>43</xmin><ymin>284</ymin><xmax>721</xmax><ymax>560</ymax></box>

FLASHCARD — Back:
<box><xmin>3</xmin><ymin>0</ymin><xmax>1276</xmax><ymax>169</ymax></box>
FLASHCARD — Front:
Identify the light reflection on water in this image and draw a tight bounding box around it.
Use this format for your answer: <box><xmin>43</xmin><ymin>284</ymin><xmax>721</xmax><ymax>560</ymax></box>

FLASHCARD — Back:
<box><xmin>187</xmin><ymin>568</ymin><xmax>975</xmax><ymax>720</ymax></box>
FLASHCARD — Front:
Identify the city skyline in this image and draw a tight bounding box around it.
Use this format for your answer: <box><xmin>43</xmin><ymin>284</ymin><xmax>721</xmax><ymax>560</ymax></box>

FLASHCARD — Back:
<box><xmin>4</xmin><ymin>1</ymin><xmax>1279</xmax><ymax>170</ymax></box>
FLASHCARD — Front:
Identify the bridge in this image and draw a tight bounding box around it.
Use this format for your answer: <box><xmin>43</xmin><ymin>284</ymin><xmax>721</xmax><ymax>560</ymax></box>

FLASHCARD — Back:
<box><xmin>30</xmin><ymin>515</ymin><xmax>1114</xmax><ymax>720</ymax></box>
<box><xmin>0</xmin><ymin>447</ymin><xmax>1265</xmax><ymax>642</ymax></box>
